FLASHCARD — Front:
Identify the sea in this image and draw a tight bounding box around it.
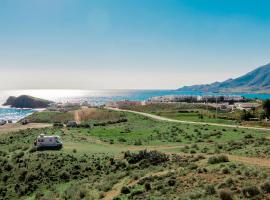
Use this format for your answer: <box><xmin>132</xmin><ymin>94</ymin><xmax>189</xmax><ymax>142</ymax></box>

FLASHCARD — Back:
<box><xmin>0</xmin><ymin>89</ymin><xmax>270</xmax><ymax>122</ymax></box>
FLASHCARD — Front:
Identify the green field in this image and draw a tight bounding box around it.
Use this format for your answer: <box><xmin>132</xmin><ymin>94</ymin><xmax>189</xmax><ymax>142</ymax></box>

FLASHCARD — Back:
<box><xmin>117</xmin><ymin>103</ymin><xmax>242</xmax><ymax>125</ymax></box>
<box><xmin>1</xmin><ymin>108</ymin><xmax>270</xmax><ymax>199</ymax></box>
<box><xmin>117</xmin><ymin>103</ymin><xmax>270</xmax><ymax>128</ymax></box>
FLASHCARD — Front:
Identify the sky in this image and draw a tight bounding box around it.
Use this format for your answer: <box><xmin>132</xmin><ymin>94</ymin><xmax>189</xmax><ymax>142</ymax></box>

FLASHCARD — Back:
<box><xmin>0</xmin><ymin>0</ymin><xmax>270</xmax><ymax>90</ymax></box>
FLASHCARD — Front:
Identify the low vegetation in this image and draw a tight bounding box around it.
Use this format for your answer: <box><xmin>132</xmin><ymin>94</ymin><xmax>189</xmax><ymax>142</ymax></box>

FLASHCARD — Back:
<box><xmin>1</xmin><ymin>108</ymin><xmax>270</xmax><ymax>199</ymax></box>
<box><xmin>26</xmin><ymin>111</ymin><xmax>75</xmax><ymax>123</ymax></box>
<box><xmin>117</xmin><ymin>102</ymin><xmax>270</xmax><ymax>127</ymax></box>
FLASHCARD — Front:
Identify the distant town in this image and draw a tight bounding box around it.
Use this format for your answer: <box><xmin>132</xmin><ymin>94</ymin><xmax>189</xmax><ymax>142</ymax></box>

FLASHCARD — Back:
<box><xmin>106</xmin><ymin>95</ymin><xmax>260</xmax><ymax>112</ymax></box>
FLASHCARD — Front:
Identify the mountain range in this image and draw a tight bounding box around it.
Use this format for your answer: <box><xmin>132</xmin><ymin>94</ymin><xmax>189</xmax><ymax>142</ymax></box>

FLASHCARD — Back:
<box><xmin>178</xmin><ymin>63</ymin><xmax>270</xmax><ymax>94</ymax></box>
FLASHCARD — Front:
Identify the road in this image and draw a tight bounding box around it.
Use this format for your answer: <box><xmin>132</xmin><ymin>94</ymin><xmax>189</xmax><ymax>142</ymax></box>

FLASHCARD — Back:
<box><xmin>107</xmin><ymin>107</ymin><xmax>270</xmax><ymax>132</ymax></box>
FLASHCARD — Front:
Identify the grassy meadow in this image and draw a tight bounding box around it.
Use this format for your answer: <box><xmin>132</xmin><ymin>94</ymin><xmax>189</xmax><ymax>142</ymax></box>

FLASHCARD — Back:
<box><xmin>1</xmin><ymin>108</ymin><xmax>270</xmax><ymax>199</ymax></box>
<box><xmin>117</xmin><ymin>103</ymin><xmax>270</xmax><ymax>127</ymax></box>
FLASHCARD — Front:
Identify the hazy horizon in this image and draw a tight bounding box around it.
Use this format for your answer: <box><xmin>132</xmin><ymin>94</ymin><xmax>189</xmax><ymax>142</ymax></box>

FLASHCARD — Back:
<box><xmin>1</xmin><ymin>0</ymin><xmax>270</xmax><ymax>89</ymax></box>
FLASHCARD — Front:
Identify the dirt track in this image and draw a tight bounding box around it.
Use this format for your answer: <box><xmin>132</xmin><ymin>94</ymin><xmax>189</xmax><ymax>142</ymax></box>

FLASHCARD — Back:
<box><xmin>107</xmin><ymin>107</ymin><xmax>270</xmax><ymax>132</ymax></box>
<box><xmin>0</xmin><ymin>123</ymin><xmax>52</xmax><ymax>134</ymax></box>
<box><xmin>103</xmin><ymin>170</ymin><xmax>173</xmax><ymax>200</ymax></box>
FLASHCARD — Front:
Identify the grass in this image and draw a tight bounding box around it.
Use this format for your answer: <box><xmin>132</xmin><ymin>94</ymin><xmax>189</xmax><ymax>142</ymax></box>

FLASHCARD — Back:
<box><xmin>1</xmin><ymin>108</ymin><xmax>270</xmax><ymax>199</ymax></box>
<box><xmin>117</xmin><ymin>103</ymin><xmax>241</xmax><ymax>125</ymax></box>
<box><xmin>116</xmin><ymin>103</ymin><xmax>270</xmax><ymax>128</ymax></box>
<box><xmin>26</xmin><ymin>111</ymin><xmax>75</xmax><ymax>123</ymax></box>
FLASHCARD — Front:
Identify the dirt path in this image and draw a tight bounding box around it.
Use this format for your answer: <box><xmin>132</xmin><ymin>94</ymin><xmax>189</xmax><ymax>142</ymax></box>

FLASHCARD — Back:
<box><xmin>0</xmin><ymin>123</ymin><xmax>52</xmax><ymax>134</ymax></box>
<box><xmin>85</xmin><ymin>135</ymin><xmax>270</xmax><ymax>168</ymax></box>
<box><xmin>107</xmin><ymin>107</ymin><xmax>270</xmax><ymax>132</ymax></box>
<box><xmin>127</xmin><ymin>144</ymin><xmax>183</xmax><ymax>151</ymax></box>
<box><xmin>74</xmin><ymin>110</ymin><xmax>80</xmax><ymax>123</ymax></box>
<box><xmin>103</xmin><ymin>152</ymin><xmax>270</xmax><ymax>200</ymax></box>
<box><xmin>103</xmin><ymin>170</ymin><xmax>173</xmax><ymax>200</ymax></box>
<box><xmin>228</xmin><ymin>155</ymin><xmax>270</xmax><ymax>167</ymax></box>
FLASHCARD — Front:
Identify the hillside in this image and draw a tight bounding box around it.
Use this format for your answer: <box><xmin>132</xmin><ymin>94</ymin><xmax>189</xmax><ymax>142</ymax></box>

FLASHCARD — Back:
<box><xmin>1</xmin><ymin>108</ymin><xmax>270</xmax><ymax>199</ymax></box>
<box><xmin>3</xmin><ymin>95</ymin><xmax>52</xmax><ymax>108</ymax></box>
<box><xmin>178</xmin><ymin>63</ymin><xmax>270</xmax><ymax>93</ymax></box>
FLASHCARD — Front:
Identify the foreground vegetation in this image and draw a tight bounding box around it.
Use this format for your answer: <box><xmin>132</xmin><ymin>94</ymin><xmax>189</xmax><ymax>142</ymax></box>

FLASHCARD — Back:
<box><xmin>1</xmin><ymin>108</ymin><xmax>270</xmax><ymax>199</ymax></box>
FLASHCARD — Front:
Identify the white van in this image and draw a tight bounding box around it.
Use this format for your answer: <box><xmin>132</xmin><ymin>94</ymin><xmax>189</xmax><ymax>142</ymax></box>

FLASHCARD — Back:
<box><xmin>34</xmin><ymin>134</ymin><xmax>63</xmax><ymax>150</ymax></box>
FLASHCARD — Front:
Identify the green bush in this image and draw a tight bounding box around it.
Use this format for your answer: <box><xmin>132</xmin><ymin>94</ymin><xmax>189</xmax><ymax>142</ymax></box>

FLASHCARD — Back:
<box><xmin>124</xmin><ymin>150</ymin><xmax>169</xmax><ymax>166</ymax></box>
<box><xmin>260</xmin><ymin>181</ymin><xmax>270</xmax><ymax>193</ymax></box>
<box><xmin>118</xmin><ymin>138</ymin><xmax>127</xmax><ymax>143</ymax></box>
<box><xmin>242</xmin><ymin>185</ymin><xmax>261</xmax><ymax>197</ymax></box>
<box><xmin>134</xmin><ymin>140</ymin><xmax>142</xmax><ymax>146</ymax></box>
<box><xmin>205</xmin><ymin>184</ymin><xmax>216</xmax><ymax>195</ymax></box>
<box><xmin>145</xmin><ymin>182</ymin><xmax>151</xmax><ymax>191</ymax></box>
<box><xmin>168</xmin><ymin>179</ymin><xmax>176</xmax><ymax>186</ymax></box>
<box><xmin>222</xmin><ymin>167</ymin><xmax>230</xmax><ymax>174</ymax></box>
<box><xmin>208</xmin><ymin>155</ymin><xmax>229</xmax><ymax>164</ymax></box>
<box><xmin>121</xmin><ymin>186</ymin><xmax>130</xmax><ymax>194</ymax></box>
<box><xmin>219</xmin><ymin>189</ymin><xmax>233</xmax><ymax>200</ymax></box>
<box><xmin>29</xmin><ymin>146</ymin><xmax>37</xmax><ymax>153</ymax></box>
<box><xmin>60</xmin><ymin>171</ymin><xmax>70</xmax><ymax>181</ymax></box>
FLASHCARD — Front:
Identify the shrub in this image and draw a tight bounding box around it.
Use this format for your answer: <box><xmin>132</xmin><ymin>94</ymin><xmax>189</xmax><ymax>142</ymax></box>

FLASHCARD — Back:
<box><xmin>121</xmin><ymin>186</ymin><xmax>130</xmax><ymax>194</ymax></box>
<box><xmin>225</xmin><ymin>178</ymin><xmax>234</xmax><ymax>186</ymax></box>
<box><xmin>4</xmin><ymin>163</ymin><xmax>13</xmax><ymax>171</ymax></box>
<box><xmin>118</xmin><ymin>138</ymin><xmax>127</xmax><ymax>143</ymax></box>
<box><xmin>168</xmin><ymin>179</ymin><xmax>176</xmax><ymax>186</ymax></box>
<box><xmin>13</xmin><ymin>151</ymin><xmax>24</xmax><ymax>159</ymax></box>
<box><xmin>60</xmin><ymin>171</ymin><xmax>70</xmax><ymax>180</ymax></box>
<box><xmin>205</xmin><ymin>184</ymin><xmax>216</xmax><ymax>195</ymax></box>
<box><xmin>222</xmin><ymin>167</ymin><xmax>230</xmax><ymax>174</ymax></box>
<box><xmin>219</xmin><ymin>189</ymin><xmax>233</xmax><ymax>200</ymax></box>
<box><xmin>190</xmin><ymin>150</ymin><xmax>196</xmax><ymax>154</ymax></box>
<box><xmin>29</xmin><ymin>146</ymin><xmax>37</xmax><ymax>153</ymax></box>
<box><xmin>242</xmin><ymin>185</ymin><xmax>261</xmax><ymax>197</ymax></box>
<box><xmin>208</xmin><ymin>155</ymin><xmax>229</xmax><ymax>164</ymax></box>
<box><xmin>188</xmin><ymin>191</ymin><xmax>203</xmax><ymax>199</ymax></box>
<box><xmin>134</xmin><ymin>140</ymin><xmax>142</xmax><ymax>146</ymax></box>
<box><xmin>260</xmin><ymin>181</ymin><xmax>270</xmax><ymax>193</ymax></box>
<box><xmin>244</xmin><ymin>134</ymin><xmax>253</xmax><ymax>139</ymax></box>
<box><xmin>188</xmin><ymin>163</ymin><xmax>198</xmax><ymax>170</ymax></box>
<box><xmin>124</xmin><ymin>150</ymin><xmax>169</xmax><ymax>165</ymax></box>
<box><xmin>53</xmin><ymin>122</ymin><xmax>64</xmax><ymax>128</ymax></box>
<box><xmin>0</xmin><ymin>150</ymin><xmax>7</xmax><ymax>157</ymax></box>
<box><xmin>26</xmin><ymin>172</ymin><xmax>38</xmax><ymax>182</ymax></box>
<box><xmin>145</xmin><ymin>182</ymin><xmax>151</xmax><ymax>191</ymax></box>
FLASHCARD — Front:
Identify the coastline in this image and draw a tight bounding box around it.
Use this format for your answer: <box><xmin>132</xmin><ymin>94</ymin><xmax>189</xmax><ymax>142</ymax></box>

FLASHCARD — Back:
<box><xmin>0</xmin><ymin>107</ymin><xmax>45</xmax><ymax>123</ymax></box>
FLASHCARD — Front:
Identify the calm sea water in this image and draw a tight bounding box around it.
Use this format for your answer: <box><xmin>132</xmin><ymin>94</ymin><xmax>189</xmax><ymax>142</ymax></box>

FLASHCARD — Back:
<box><xmin>0</xmin><ymin>108</ymin><xmax>35</xmax><ymax>122</ymax></box>
<box><xmin>0</xmin><ymin>89</ymin><xmax>270</xmax><ymax>121</ymax></box>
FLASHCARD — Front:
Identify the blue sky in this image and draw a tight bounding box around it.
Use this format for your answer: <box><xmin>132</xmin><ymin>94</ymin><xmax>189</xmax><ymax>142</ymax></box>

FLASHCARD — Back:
<box><xmin>0</xmin><ymin>0</ymin><xmax>270</xmax><ymax>89</ymax></box>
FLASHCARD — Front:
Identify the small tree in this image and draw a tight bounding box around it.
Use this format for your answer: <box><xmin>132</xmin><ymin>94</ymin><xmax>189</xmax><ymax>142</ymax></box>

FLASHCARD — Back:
<box><xmin>240</xmin><ymin>110</ymin><xmax>253</xmax><ymax>121</ymax></box>
<box><xmin>263</xmin><ymin>100</ymin><xmax>270</xmax><ymax>117</ymax></box>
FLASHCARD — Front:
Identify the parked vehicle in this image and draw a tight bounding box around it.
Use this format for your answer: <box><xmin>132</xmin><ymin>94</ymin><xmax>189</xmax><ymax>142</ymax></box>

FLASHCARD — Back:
<box><xmin>34</xmin><ymin>134</ymin><xmax>63</xmax><ymax>150</ymax></box>
<box><xmin>7</xmin><ymin>120</ymin><xmax>12</xmax><ymax>123</ymax></box>
<box><xmin>21</xmin><ymin>119</ymin><xmax>29</xmax><ymax>125</ymax></box>
<box><xmin>66</xmin><ymin>121</ymin><xmax>78</xmax><ymax>127</ymax></box>
<box><xmin>0</xmin><ymin>120</ymin><xmax>7</xmax><ymax>126</ymax></box>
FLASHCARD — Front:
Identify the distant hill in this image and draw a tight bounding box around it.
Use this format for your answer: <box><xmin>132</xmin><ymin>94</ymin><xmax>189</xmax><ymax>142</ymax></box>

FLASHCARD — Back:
<box><xmin>3</xmin><ymin>95</ymin><xmax>52</xmax><ymax>108</ymax></box>
<box><xmin>178</xmin><ymin>63</ymin><xmax>270</xmax><ymax>93</ymax></box>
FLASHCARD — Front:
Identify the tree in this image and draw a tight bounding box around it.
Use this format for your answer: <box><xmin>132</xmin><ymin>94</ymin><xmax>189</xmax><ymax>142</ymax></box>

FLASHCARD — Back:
<box><xmin>240</xmin><ymin>110</ymin><xmax>253</xmax><ymax>121</ymax></box>
<box><xmin>263</xmin><ymin>100</ymin><xmax>270</xmax><ymax>117</ymax></box>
